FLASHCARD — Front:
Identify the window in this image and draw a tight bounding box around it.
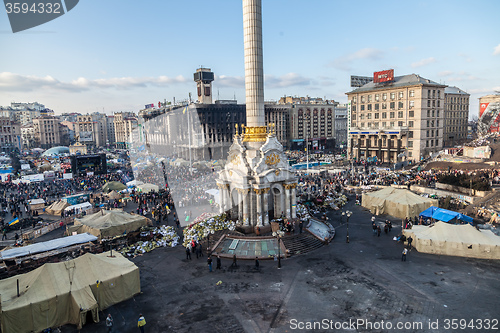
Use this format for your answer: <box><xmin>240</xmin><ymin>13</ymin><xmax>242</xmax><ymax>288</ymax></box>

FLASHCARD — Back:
<box><xmin>426</xmin><ymin>140</ymin><xmax>429</xmax><ymax>147</ymax></box>
<box><xmin>431</xmin><ymin>140</ymin><xmax>434</xmax><ymax>147</ymax></box>
<box><xmin>359</xmin><ymin>114</ymin><xmax>365</xmax><ymax>119</ymax></box>
<box><xmin>437</xmin><ymin>100</ymin><xmax>440</xmax><ymax>107</ymax></box>
<box><xmin>382</xmin><ymin>103</ymin><xmax>387</xmax><ymax>109</ymax></box>
<box><xmin>436</xmin><ymin>110</ymin><xmax>439</xmax><ymax>117</ymax></box>
<box><xmin>431</xmin><ymin>130</ymin><xmax>434</xmax><ymax>137</ymax></box>
<box><xmin>409</xmin><ymin>90</ymin><xmax>415</xmax><ymax>97</ymax></box>
<box><xmin>408</xmin><ymin>121</ymin><xmax>414</xmax><ymax>127</ymax></box>
<box><xmin>360</xmin><ymin>122</ymin><xmax>365</xmax><ymax>127</ymax></box>
<box><xmin>390</xmin><ymin>102</ymin><xmax>395</xmax><ymax>109</ymax></box>
<box><xmin>398</xmin><ymin>121</ymin><xmax>404</xmax><ymax>126</ymax></box>
<box><xmin>375</xmin><ymin>94</ymin><xmax>380</xmax><ymax>101</ymax></box>
<box><xmin>361</xmin><ymin>105</ymin><xmax>365</xmax><ymax>111</ymax></box>
<box><xmin>408</xmin><ymin>141</ymin><xmax>413</xmax><ymax>147</ymax></box>
<box><xmin>408</xmin><ymin>131</ymin><xmax>413</xmax><ymax>138</ymax></box>
<box><xmin>435</xmin><ymin>139</ymin><xmax>439</xmax><ymax>146</ymax></box>
<box><xmin>427</xmin><ymin>110</ymin><xmax>430</xmax><ymax>117</ymax></box>
<box><xmin>409</xmin><ymin>101</ymin><xmax>414</xmax><ymax>108</ymax></box>
<box><xmin>382</xmin><ymin>122</ymin><xmax>386</xmax><ymax>127</ymax></box>
<box><xmin>374</xmin><ymin>122</ymin><xmax>379</xmax><ymax>128</ymax></box>
<box><xmin>368</xmin><ymin>95</ymin><xmax>372</xmax><ymax>102</ymax></box>
<box><xmin>398</xmin><ymin>111</ymin><xmax>403</xmax><ymax>118</ymax></box>
<box><xmin>383</xmin><ymin>93</ymin><xmax>387</xmax><ymax>101</ymax></box>
<box><xmin>382</xmin><ymin>112</ymin><xmax>387</xmax><ymax>119</ymax></box>
<box><xmin>367</xmin><ymin>122</ymin><xmax>372</xmax><ymax>128</ymax></box>
<box><xmin>367</xmin><ymin>104</ymin><xmax>372</xmax><ymax>110</ymax></box>
<box><xmin>398</xmin><ymin>102</ymin><xmax>404</xmax><ymax>109</ymax></box>
<box><xmin>390</xmin><ymin>92</ymin><xmax>395</xmax><ymax>100</ymax></box>
<box><xmin>361</xmin><ymin>96</ymin><xmax>365</xmax><ymax>103</ymax></box>
<box><xmin>437</xmin><ymin>120</ymin><xmax>439</xmax><ymax>127</ymax></box>
<box><xmin>352</xmin><ymin>105</ymin><xmax>356</xmax><ymax>111</ymax></box>
<box><xmin>367</xmin><ymin>113</ymin><xmax>372</xmax><ymax>119</ymax></box>
<box><xmin>432</xmin><ymin>110</ymin><xmax>435</xmax><ymax>117</ymax></box>
<box><xmin>432</xmin><ymin>100</ymin><xmax>436</xmax><ymax>107</ymax></box>
<box><xmin>374</xmin><ymin>113</ymin><xmax>380</xmax><ymax>119</ymax></box>
<box><xmin>390</xmin><ymin>112</ymin><xmax>395</xmax><ymax>118</ymax></box>
<box><xmin>409</xmin><ymin>110</ymin><xmax>414</xmax><ymax>117</ymax></box>
<box><xmin>390</xmin><ymin>122</ymin><xmax>395</xmax><ymax>127</ymax></box>
<box><xmin>427</xmin><ymin>130</ymin><xmax>430</xmax><ymax>137</ymax></box>
<box><xmin>352</xmin><ymin>96</ymin><xmax>357</xmax><ymax>103</ymax></box>
<box><xmin>375</xmin><ymin>104</ymin><xmax>379</xmax><ymax>110</ymax></box>
<box><xmin>352</xmin><ymin>114</ymin><xmax>356</xmax><ymax>120</ymax></box>
<box><xmin>427</xmin><ymin>100</ymin><xmax>431</xmax><ymax>107</ymax></box>
<box><xmin>398</xmin><ymin>91</ymin><xmax>404</xmax><ymax>99</ymax></box>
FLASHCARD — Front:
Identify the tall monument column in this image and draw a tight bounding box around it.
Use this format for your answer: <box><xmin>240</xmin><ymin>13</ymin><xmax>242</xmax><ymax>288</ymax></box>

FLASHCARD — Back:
<box><xmin>242</xmin><ymin>0</ymin><xmax>266</xmax><ymax>143</ymax></box>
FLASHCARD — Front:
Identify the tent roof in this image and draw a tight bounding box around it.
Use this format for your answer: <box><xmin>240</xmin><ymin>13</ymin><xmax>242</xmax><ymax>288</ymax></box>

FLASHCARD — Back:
<box><xmin>46</xmin><ymin>200</ymin><xmax>70</xmax><ymax>214</ymax></box>
<box><xmin>0</xmin><ymin>233</ymin><xmax>97</xmax><ymax>260</ymax></box>
<box><xmin>409</xmin><ymin>222</ymin><xmax>500</xmax><ymax>246</ymax></box>
<box><xmin>101</xmin><ymin>181</ymin><xmax>126</xmax><ymax>193</ymax></box>
<box><xmin>74</xmin><ymin>209</ymin><xmax>148</xmax><ymax>231</ymax></box>
<box><xmin>420</xmin><ymin>206</ymin><xmax>473</xmax><ymax>223</ymax></box>
<box><xmin>0</xmin><ymin>252</ymin><xmax>138</xmax><ymax>312</ymax></box>
<box><xmin>364</xmin><ymin>187</ymin><xmax>433</xmax><ymax>205</ymax></box>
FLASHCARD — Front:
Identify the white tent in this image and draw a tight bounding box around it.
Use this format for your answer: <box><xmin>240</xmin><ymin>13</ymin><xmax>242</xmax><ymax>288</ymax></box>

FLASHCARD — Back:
<box><xmin>404</xmin><ymin>222</ymin><xmax>500</xmax><ymax>259</ymax></box>
<box><xmin>64</xmin><ymin>202</ymin><xmax>93</xmax><ymax>214</ymax></box>
<box><xmin>136</xmin><ymin>183</ymin><xmax>159</xmax><ymax>193</ymax></box>
<box><xmin>362</xmin><ymin>187</ymin><xmax>438</xmax><ymax>219</ymax></box>
<box><xmin>126</xmin><ymin>179</ymin><xmax>144</xmax><ymax>187</ymax></box>
<box><xmin>205</xmin><ymin>189</ymin><xmax>220</xmax><ymax>205</ymax></box>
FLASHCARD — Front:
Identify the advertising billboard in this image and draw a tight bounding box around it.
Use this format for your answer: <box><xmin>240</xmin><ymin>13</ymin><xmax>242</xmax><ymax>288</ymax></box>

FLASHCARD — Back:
<box><xmin>373</xmin><ymin>69</ymin><xmax>394</xmax><ymax>83</ymax></box>
<box><xmin>79</xmin><ymin>131</ymin><xmax>93</xmax><ymax>142</ymax></box>
<box><xmin>478</xmin><ymin>102</ymin><xmax>500</xmax><ymax>134</ymax></box>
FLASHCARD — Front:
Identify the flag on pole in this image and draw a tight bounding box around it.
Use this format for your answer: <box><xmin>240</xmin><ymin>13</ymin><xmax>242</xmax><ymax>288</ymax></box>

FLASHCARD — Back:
<box><xmin>8</xmin><ymin>217</ymin><xmax>19</xmax><ymax>226</ymax></box>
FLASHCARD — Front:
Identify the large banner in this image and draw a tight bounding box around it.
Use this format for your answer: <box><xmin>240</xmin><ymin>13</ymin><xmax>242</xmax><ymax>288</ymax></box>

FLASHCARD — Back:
<box><xmin>478</xmin><ymin>102</ymin><xmax>500</xmax><ymax>134</ymax></box>
<box><xmin>79</xmin><ymin>131</ymin><xmax>93</xmax><ymax>142</ymax></box>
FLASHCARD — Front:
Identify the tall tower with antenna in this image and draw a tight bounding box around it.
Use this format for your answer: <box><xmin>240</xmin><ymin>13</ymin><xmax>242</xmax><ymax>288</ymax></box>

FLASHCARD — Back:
<box><xmin>193</xmin><ymin>67</ymin><xmax>214</xmax><ymax>104</ymax></box>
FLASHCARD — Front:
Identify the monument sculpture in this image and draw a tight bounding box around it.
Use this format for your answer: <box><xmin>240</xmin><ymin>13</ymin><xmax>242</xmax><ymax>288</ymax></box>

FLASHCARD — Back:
<box><xmin>217</xmin><ymin>0</ymin><xmax>297</xmax><ymax>232</ymax></box>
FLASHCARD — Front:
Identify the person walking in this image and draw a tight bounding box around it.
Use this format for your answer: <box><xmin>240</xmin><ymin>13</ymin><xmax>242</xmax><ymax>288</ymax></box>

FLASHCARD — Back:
<box><xmin>402</xmin><ymin>247</ymin><xmax>408</xmax><ymax>261</ymax></box>
<box><xmin>207</xmin><ymin>256</ymin><xmax>213</xmax><ymax>272</ymax></box>
<box><xmin>231</xmin><ymin>254</ymin><xmax>237</xmax><ymax>268</ymax></box>
<box><xmin>137</xmin><ymin>314</ymin><xmax>146</xmax><ymax>333</ymax></box>
<box><xmin>377</xmin><ymin>225</ymin><xmax>381</xmax><ymax>237</ymax></box>
<box><xmin>185</xmin><ymin>247</ymin><xmax>191</xmax><ymax>260</ymax></box>
<box><xmin>407</xmin><ymin>236</ymin><xmax>413</xmax><ymax>249</ymax></box>
<box><xmin>216</xmin><ymin>255</ymin><xmax>222</xmax><ymax>269</ymax></box>
<box><xmin>255</xmin><ymin>257</ymin><xmax>259</xmax><ymax>270</ymax></box>
<box><xmin>106</xmin><ymin>314</ymin><xmax>113</xmax><ymax>332</ymax></box>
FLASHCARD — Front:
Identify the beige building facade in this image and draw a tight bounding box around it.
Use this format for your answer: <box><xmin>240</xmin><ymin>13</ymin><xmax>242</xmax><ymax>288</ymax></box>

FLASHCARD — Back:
<box><xmin>347</xmin><ymin>73</ymin><xmax>446</xmax><ymax>163</ymax></box>
<box><xmin>443</xmin><ymin>86</ymin><xmax>469</xmax><ymax>147</ymax></box>
<box><xmin>114</xmin><ymin>112</ymin><xmax>138</xmax><ymax>148</ymax></box>
<box><xmin>33</xmin><ymin>116</ymin><xmax>61</xmax><ymax>149</ymax></box>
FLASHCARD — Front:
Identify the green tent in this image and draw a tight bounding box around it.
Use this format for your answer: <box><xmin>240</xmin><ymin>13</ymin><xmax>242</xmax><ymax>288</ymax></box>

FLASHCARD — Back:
<box><xmin>101</xmin><ymin>181</ymin><xmax>126</xmax><ymax>193</ymax></box>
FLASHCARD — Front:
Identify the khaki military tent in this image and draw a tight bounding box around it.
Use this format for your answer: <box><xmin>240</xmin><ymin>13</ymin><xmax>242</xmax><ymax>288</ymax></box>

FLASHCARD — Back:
<box><xmin>403</xmin><ymin>222</ymin><xmax>500</xmax><ymax>259</ymax></box>
<box><xmin>69</xmin><ymin>209</ymin><xmax>151</xmax><ymax>239</ymax></box>
<box><xmin>107</xmin><ymin>190</ymin><xmax>122</xmax><ymax>200</ymax></box>
<box><xmin>0</xmin><ymin>252</ymin><xmax>140</xmax><ymax>333</ymax></box>
<box><xmin>45</xmin><ymin>200</ymin><xmax>70</xmax><ymax>215</ymax></box>
<box><xmin>362</xmin><ymin>187</ymin><xmax>438</xmax><ymax>219</ymax></box>
<box><xmin>101</xmin><ymin>181</ymin><xmax>126</xmax><ymax>193</ymax></box>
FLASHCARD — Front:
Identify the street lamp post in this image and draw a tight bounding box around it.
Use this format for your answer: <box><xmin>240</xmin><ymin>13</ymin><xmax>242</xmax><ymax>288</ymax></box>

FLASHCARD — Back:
<box><xmin>345</xmin><ymin>210</ymin><xmax>352</xmax><ymax>243</ymax></box>
<box><xmin>272</xmin><ymin>230</ymin><xmax>285</xmax><ymax>268</ymax></box>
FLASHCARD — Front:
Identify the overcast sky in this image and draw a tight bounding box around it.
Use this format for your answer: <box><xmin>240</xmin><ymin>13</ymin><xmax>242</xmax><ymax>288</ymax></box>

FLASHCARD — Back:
<box><xmin>1</xmin><ymin>0</ymin><xmax>499</xmax><ymax>117</ymax></box>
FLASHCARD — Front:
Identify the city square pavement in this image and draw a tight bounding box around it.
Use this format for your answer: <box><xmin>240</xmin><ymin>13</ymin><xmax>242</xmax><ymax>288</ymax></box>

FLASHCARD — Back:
<box><xmin>51</xmin><ymin>196</ymin><xmax>500</xmax><ymax>333</ymax></box>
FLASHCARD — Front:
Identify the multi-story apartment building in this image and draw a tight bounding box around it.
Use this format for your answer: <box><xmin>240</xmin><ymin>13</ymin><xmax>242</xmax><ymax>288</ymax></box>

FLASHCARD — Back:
<box><xmin>443</xmin><ymin>86</ymin><xmax>469</xmax><ymax>147</ymax></box>
<box><xmin>0</xmin><ymin>117</ymin><xmax>20</xmax><ymax>151</ymax></box>
<box><xmin>264</xmin><ymin>103</ymin><xmax>291</xmax><ymax>148</ymax></box>
<box><xmin>32</xmin><ymin>116</ymin><xmax>61</xmax><ymax>149</ymax></box>
<box><xmin>289</xmin><ymin>103</ymin><xmax>336</xmax><ymax>152</ymax></box>
<box><xmin>21</xmin><ymin>123</ymin><xmax>35</xmax><ymax>151</ymax></box>
<box><xmin>346</xmin><ymin>71</ymin><xmax>446</xmax><ymax>163</ymax></box>
<box><xmin>107</xmin><ymin>115</ymin><xmax>116</xmax><ymax>146</ymax></box>
<box><xmin>334</xmin><ymin>104</ymin><xmax>348</xmax><ymax>148</ymax></box>
<box><xmin>114</xmin><ymin>112</ymin><xmax>138</xmax><ymax>149</ymax></box>
<box><xmin>59</xmin><ymin>120</ymin><xmax>76</xmax><ymax>143</ymax></box>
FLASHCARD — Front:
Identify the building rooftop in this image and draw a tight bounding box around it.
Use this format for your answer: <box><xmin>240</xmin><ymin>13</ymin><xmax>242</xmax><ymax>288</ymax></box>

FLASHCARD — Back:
<box><xmin>347</xmin><ymin>74</ymin><xmax>446</xmax><ymax>94</ymax></box>
<box><xmin>445</xmin><ymin>86</ymin><xmax>469</xmax><ymax>95</ymax></box>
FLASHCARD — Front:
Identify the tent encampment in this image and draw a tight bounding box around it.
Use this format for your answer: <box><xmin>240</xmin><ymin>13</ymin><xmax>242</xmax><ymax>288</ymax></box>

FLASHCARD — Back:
<box><xmin>101</xmin><ymin>181</ymin><xmax>126</xmax><ymax>193</ymax></box>
<box><xmin>362</xmin><ymin>187</ymin><xmax>438</xmax><ymax>219</ymax></box>
<box><xmin>28</xmin><ymin>198</ymin><xmax>46</xmax><ymax>213</ymax></box>
<box><xmin>107</xmin><ymin>190</ymin><xmax>122</xmax><ymax>200</ymax></box>
<box><xmin>45</xmin><ymin>200</ymin><xmax>71</xmax><ymax>216</ymax></box>
<box><xmin>419</xmin><ymin>206</ymin><xmax>473</xmax><ymax>224</ymax></box>
<box><xmin>69</xmin><ymin>209</ymin><xmax>151</xmax><ymax>239</ymax></box>
<box><xmin>0</xmin><ymin>252</ymin><xmax>140</xmax><ymax>332</ymax></box>
<box><xmin>404</xmin><ymin>222</ymin><xmax>500</xmax><ymax>259</ymax></box>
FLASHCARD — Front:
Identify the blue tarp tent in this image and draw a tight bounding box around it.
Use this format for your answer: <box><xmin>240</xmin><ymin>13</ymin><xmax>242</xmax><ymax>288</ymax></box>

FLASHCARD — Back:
<box><xmin>419</xmin><ymin>206</ymin><xmax>473</xmax><ymax>224</ymax></box>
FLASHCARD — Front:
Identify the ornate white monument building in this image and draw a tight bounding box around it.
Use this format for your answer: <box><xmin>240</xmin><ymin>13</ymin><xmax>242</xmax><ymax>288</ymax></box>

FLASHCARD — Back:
<box><xmin>217</xmin><ymin>0</ymin><xmax>297</xmax><ymax>232</ymax></box>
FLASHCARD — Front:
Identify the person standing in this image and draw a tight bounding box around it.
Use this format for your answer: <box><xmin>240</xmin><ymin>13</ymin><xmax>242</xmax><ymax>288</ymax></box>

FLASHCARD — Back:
<box><xmin>402</xmin><ymin>247</ymin><xmax>408</xmax><ymax>261</ymax></box>
<box><xmin>137</xmin><ymin>314</ymin><xmax>146</xmax><ymax>333</ymax></box>
<box><xmin>216</xmin><ymin>255</ymin><xmax>222</xmax><ymax>269</ymax></box>
<box><xmin>207</xmin><ymin>256</ymin><xmax>213</xmax><ymax>272</ymax></box>
<box><xmin>407</xmin><ymin>236</ymin><xmax>413</xmax><ymax>249</ymax></box>
<box><xmin>106</xmin><ymin>314</ymin><xmax>113</xmax><ymax>332</ymax></box>
<box><xmin>185</xmin><ymin>247</ymin><xmax>191</xmax><ymax>260</ymax></box>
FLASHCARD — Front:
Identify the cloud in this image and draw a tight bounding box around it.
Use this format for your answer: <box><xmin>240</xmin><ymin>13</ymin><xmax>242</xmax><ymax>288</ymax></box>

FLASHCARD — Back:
<box><xmin>494</xmin><ymin>43</ymin><xmax>500</xmax><ymax>56</ymax></box>
<box><xmin>216</xmin><ymin>75</ymin><xmax>245</xmax><ymax>88</ymax></box>
<box><xmin>0</xmin><ymin>72</ymin><xmax>187</xmax><ymax>92</ymax></box>
<box><xmin>265</xmin><ymin>73</ymin><xmax>311</xmax><ymax>88</ymax></box>
<box><xmin>329</xmin><ymin>48</ymin><xmax>383</xmax><ymax>71</ymax></box>
<box><xmin>469</xmin><ymin>86</ymin><xmax>500</xmax><ymax>94</ymax></box>
<box><xmin>438</xmin><ymin>71</ymin><xmax>453</xmax><ymax>77</ymax></box>
<box><xmin>411</xmin><ymin>57</ymin><xmax>436</xmax><ymax>68</ymax></box>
